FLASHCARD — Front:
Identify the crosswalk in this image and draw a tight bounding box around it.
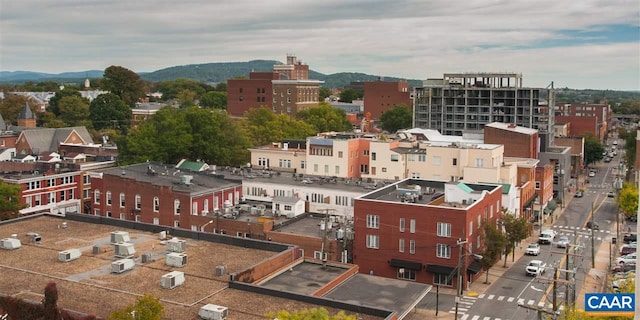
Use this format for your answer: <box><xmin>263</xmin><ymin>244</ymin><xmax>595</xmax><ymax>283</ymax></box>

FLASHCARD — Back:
<box><xmin>551</xmin><ymin>225</ymin><xmax>610</xmax><ymax>241</ymax></box>
<box><xmin>448</xmin><ymin>293</ymin><xmax>565</xmax><ymax>319</ymax></box>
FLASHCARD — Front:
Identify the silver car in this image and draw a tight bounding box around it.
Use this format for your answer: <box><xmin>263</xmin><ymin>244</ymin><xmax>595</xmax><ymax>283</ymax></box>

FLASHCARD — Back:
<box><xmin>557</xmin><ymin>236</ymin><xmax>570</xmax><ymax>248</ymax></box>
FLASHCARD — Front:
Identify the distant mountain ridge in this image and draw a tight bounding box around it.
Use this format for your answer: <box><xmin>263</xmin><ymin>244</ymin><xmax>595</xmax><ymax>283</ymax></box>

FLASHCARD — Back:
<box><xmin>0</xmin><ymin>60</ymin><xmax>422</xmax><ymax>88</ymax></box>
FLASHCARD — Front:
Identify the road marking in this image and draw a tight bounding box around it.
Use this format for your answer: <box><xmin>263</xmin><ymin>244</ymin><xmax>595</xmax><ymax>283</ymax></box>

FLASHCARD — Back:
<box><xmin>458</xmin><ymin>308</ymin><xmax>469</xmax><ymax>311</ymax></box>
<box><xmin>507</xmin><ymin>297</ymin><xmax>515</xmax><ymax>302</ymax></box>
<box><xmin>497</xmin><ymin>295</ymin><xmax>505</xmax><ymax>301</ymax></box>
<box><xmin>478</xmin><ymin>294</ymin><xmax>485</xmax><ymax>299</ymax></box>
<box><xmin>530</xmin><ymin>285</ymin><xmax>543</xmax><ymax>292</ymax></box>
<box><xmin>518</xmin><ymin>298</ymin><xmax>525</xmax><ymax>304</ymax></box>
<box><xmin>528</xmin><ymin>299</ymin><xmax>535</xmax><ymax>305</ymax></box>
<box><xmin>538</xmin><ymin>302</ymin><xmax>545</xmax><ymax>308</ymax></box>
<box><xmin>471</xmin><ymin>316</ymin><xmax>480</xmax><ymax>320</ymax></box>
<box><xmin>461</xmin><ymin>315</ymin><xmax>469</xmax><ymax>320</ymax></box>
<box><xmin>483</xmin><ymin>317</ymin><xmax>491</xmax><ymax>320</ymax></box>
<box><xmin>488</xmin><ymin>294</ymin><xmax>495</xmax><ymax>300</ymax></box>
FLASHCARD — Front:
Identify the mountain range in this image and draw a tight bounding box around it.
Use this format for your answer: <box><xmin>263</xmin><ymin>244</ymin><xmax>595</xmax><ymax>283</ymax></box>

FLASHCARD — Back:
<box><xmin>0</xmin><ymin>60</ymin><xmax>422</xmax><ymax>89</ymax></box>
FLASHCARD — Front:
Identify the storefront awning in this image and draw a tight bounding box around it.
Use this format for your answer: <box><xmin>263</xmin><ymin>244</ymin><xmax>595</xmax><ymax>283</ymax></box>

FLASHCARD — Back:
<box><xmin>389</xmin><ymin>259</ymin><xmax>422</xmax><ymax>270</ymax></box>
<box><xmin>467</xmin><ymin>261</ymin><xmax>482</xmax><ymax>274</ymax></box>
<box><xmin>425</xmin><ymin>264</ymin><xmax>456</xmax><ymax>274</ymax></box>
<box><xmin>546</xmin><ymin>200</ymin><xmax>557</xmax><ymax>211</ymax></box>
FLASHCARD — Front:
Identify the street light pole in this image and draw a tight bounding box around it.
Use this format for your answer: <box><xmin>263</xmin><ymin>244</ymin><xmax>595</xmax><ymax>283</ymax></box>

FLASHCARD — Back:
<box><xmin>454</xmin><ymin>237</ymin><xmax>468</xmax><ymax>319</ymax></box>
<box><xmin>591</xmin><ymin>195</ymin><xmax>598</xmax><ymax>268</ymax></box>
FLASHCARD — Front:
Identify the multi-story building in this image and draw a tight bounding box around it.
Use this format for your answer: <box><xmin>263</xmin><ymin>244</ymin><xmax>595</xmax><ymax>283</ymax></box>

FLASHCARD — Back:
<box><xmin>534</xmin><ymin>164</ymin><xmax>555</xmax><ymax>222</ymax></box>
<box><xmin>484</xmin><ymin>122</ymin><xmax>538</xmax><ymax>159</ymax></box>
<box><xmin>90</xmin><ymin>162</ymin><xmax>243</xmax><ymax>231</ymax></box>
<box><xmin>363</xmin><ymin>80</ymin><xmax>412</xmax><ymax>120</ymax></box>
<box><xmin>354</xmin><ymin>179</ymin><xmax>503</xmax><ymax>287</ymax></box>
<box><xmin>227</xmin><ymin>55</ymin><xmax>322</xmax><ymax>116</ymax></box>
<box><xmin>555</xmin><ymin>103</ymin><xmax>612</xmax><ymax>141</ymax></box>
<box><xmin>413</xmin><ymin>73</ymin><xmax>555</xmax><ymax>138</ymax></box>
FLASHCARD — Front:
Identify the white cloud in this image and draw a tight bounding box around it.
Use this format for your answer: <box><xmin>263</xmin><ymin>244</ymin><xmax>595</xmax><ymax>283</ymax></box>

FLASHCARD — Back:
<box><xmin>1</xmin><ymin>0</ymin><xmax>638</xmax><ymax>89</ymax></box>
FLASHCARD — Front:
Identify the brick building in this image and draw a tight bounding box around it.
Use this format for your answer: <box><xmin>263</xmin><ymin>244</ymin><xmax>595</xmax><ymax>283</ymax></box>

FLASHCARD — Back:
<box><xmin>363</xmin><ymin>80</ymin><xmax>412</xmax><ymax>120</ymax></box>
<box><xmin>555</xmin><ymin>103</ymin><xmax>612</xmax><ymax>141</ymax></box>
<box><xmin>227</xmin><ymin>55</ymin><xmax>322</xmax><ymax>116</ymax></box>
<box><xmin>484</xmin><ymin>122</ymin><xmax>538</xmax><ymax>159</ymax></box>
<box><xmin>354</xmin><ymin>179</ymin><xmax>503</xmax><ymax>288</ymax></box>
<box><xmin>555</xmin><ymin>116</ymin><xmax>600</xmax><ymax>141</ymax></box>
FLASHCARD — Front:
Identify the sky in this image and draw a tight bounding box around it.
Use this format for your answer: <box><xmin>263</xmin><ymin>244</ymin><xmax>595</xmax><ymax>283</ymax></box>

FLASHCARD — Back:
<box><xmin>1</xmin><ymin>0</ymin><xmax>639</xmax><ymax>90</ymax></box>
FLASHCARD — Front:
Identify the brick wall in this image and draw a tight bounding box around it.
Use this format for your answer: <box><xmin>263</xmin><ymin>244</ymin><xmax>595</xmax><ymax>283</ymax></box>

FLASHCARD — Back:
<box><xmin>233</xmin><ymin>247</ymin><xmax>299</xmax><ymax>283</ymax></box>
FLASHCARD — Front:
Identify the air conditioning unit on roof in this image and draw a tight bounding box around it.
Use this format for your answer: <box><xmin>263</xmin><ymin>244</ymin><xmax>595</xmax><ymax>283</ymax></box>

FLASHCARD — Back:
<box><xmin>111</xmin><ymin>258</ymin><xmax>135</xmax><ymax>274</ymax></box>
<box><xmin>58</xmin><ymin>249</ymin><xmax>82</xmax><ymax>262</ymax></box>
<box><xmin>161</xmin><ymin>271</ymin><xmax>184</xmax><ymax>289</ymax></box>
<box><xmin>199</xmin><ymin>304</ymin><xmax>228</xmax><ymax>320</ymax></box>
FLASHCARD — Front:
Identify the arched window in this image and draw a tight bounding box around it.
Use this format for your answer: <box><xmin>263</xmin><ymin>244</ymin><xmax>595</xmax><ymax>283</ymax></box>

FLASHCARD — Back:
<box><xmin>174</xmin><ymin>199</ymin><xmax>181</xmax><ymax>215</ymax></box>
<box><xmin>94</xmin><ymin>190</ymin><xmax>101</xmax><ymax>204</ymax></box>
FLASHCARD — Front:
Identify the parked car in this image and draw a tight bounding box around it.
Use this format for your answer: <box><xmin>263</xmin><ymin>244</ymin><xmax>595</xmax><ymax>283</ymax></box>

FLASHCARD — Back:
<box><xmin>607</xmin><ymin>192</ymin><xmax>615</xmax><ymax>198</ymax></box>
<box><xmin>557</xmin><ymin>236</ymin><xmax>570</xmax><ymax>248</ymax></box>
<box><xmin>538</xmin><ymin>229</ymin><xmax>557</xmax><ymax>244</ymax></box>
<box><xmin>623</xmin><ymin>233</ymin><xmax>637</xmax><ymax>244</ymax></box>
<box><xmin>574</xmin><ymin>191</ymin><xmax>583</xmax><ymax>198</ymax></box>
<box><xmin>616</xmin><ymin>253</ymin><xmax>637</xmax><ymax>265</ymax></box>
<box><xmin>626</xmin><ymin>215</ymin><xmax>638</xmax><ymax>222</ymax></box>
<box><xmin>526</xmin><ymin>260</ymin><xmax>547</xmax><ymax>276</ymax></box>
<box><xmin>526</xmin><ymin>243</ymin><xmax>541</xmax><ymax>256</ymax></box>
<box><xmin>587</xmin><ymin>221</ymin><xmax>600</xmax><ymax>230</ymax></box>
<box><xmin>604</xmin><ymin>157</ymin><xmax>611</xmax><ymax>163</ymax></box>
<box><xmin>620</xmin><ymin>244</ymin><xmax>636</xmax><ymax>255</ymax></box>
<box><xmin>588</xmin><ymin>171</ymin><xmax>596</xmax><ymax>177</ymax></box>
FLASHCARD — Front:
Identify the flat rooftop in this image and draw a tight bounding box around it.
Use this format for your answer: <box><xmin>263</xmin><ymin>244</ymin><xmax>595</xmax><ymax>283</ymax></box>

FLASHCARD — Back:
<box><xmin>275</xmin><ymin>216</ymin><xmax>341</xmax><ymax>240</ymax></box>
<box><xmin>241</xmin><ymin>168</ymin><xmax>391</xmax><ymax>193</ymax></box>
<box><xmin>0</xmin><ymin>216</ymin><xmax>381</xmax><ymax>319</ymax></box>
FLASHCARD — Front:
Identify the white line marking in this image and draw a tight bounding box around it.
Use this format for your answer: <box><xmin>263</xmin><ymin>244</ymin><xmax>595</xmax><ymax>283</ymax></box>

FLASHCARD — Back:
<box><xmin>461</xmin><ymin>315</ymin><xmax>469</xmax><ymax>320</ymax></box>
<box><xmin>471</xmin><ymin>316</ymin><xmax>480</xmax><ymax>320</ymax></box>
<box><xmin>528</xmin><ymin>299</ymin><xmax>535</xmax><ymax>305</ymax></box>
<box><xmin>518</xmin><ymin>298</ymin><xmax>525</xmax><ymax>304</ymax></box>
<box><xmin>488</xmin><ymin>294</ymin><xmax>495</xmax><ymax>300</ymax></box>
<box><xmin>507</xmin><ymin>297</ymin><xmax>515</xmax><ymax>302</ymax></box>
<box><xmin>498</xmin><ymin>295</ymin><xmax>505</xmax><ymax>301</ymax></box>
<box><xmin>478</xmin><ymin>294</ymin><xmax>485</xmax><ymax>299</ymax></box>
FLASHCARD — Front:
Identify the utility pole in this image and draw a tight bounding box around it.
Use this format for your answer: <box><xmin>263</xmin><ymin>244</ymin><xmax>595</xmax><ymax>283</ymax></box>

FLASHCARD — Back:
<box><xmin>565</xmin><ymin>246</ymin><xmax>570</xmax><ymax>307</ymax></box>
<box><xmin>320</xmin><ymin>209</ymin><xmax>335</xmax><ymax>269</ymax></box>
<box><xmin>552</xmin><ymin>267</ymin><xmax>558</xmax><ymax>312</ymax></box>
<box><xmin>454</xmin><ymin>237</ymin><xmax>468</xmax><ymax>319</ymax></box>
<box><xmin>591</xmin><ymin>195</ymin><xmax>597</xmax><ymax>268</ymax></box>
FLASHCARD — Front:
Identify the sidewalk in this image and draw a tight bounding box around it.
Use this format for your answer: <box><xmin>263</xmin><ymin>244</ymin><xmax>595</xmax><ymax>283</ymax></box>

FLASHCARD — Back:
<box><xmin>574</xmin><ymin>222</ymin><xmax>616</xmax><ymax>310</ymax></box>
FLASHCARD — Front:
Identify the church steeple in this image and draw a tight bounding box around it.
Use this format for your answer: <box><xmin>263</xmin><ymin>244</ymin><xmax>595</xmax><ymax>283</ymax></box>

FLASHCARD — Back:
<box><xmin>17</xmin><ymin>101</ymin><xmax>36</xmax><ymax>128</ymax></box>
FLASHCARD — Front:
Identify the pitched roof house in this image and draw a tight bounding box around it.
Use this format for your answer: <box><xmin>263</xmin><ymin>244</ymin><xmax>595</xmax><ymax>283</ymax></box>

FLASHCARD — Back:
<box><xmin>15</xmin><ymin>127</ymin><xmax>93</xmax><ymax>155</ymax></box>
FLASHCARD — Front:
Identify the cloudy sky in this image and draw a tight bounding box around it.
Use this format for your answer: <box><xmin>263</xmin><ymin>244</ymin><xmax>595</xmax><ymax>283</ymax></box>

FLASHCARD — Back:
<box><xmin>1</xmin><ymin>0</ymin><xmax>639</xmax><ymax>90</ymax></box>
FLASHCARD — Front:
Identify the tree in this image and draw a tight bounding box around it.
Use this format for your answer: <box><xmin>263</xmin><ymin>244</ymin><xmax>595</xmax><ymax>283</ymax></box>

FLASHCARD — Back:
<box><xmin>583</xmin><ymin>134</ymin><xmax>605</xmax><ymax>167</ymax></box>
<box><xmin>89</xmin><ymin>93</ymin><xmax>132</xmax><ymax>131</ymax></box>
<box><xmin>176</xmin><ymin>89</ymin><xmax>197</xmax><ymax>108</ymax></box>
<box><xmin>57</xmin><ymin>96</ymin><xmax>91</xmax><ymax>127</ymax></box>
<box><xmin>0</xmin><ymin>180</ymin><xmax>25</xmax><ymax>221</ymax></box>
<box><xmin>0</xmin><ymin>94</ymin><xmax>29</xmax><ymax>125</ymax></box>
<box><xmin>102</xmin><ymin>66</ymin><xmax>146</xmax><ymax>107</ymax></box>
<box><xmin>339</xmin><ymin>88</ymin><xmax>359</xmax><ymax>103</ymax></box>
<box><xmin>108</xmin><ymin>294</ymin><xmax>163</xmax><ymax>320</ymax></box>
<box><xmin>319</xmin><ymin>87</ymin><xmax>332</xmax><ymax>100</ymax></box>
<box><xmin>379</xmin><ymin>104</ymin><xmax>412</xmax><ymax>132</ymax></box>
<box><xmin>501</xmin><ymin>213</ymin><xmax>529</xmax><ymax>267</ymax></box>
<box><xmin>214</xmin><ymin>82</ymin><xmax>227</xmax><ymax>92</ymax></box>
<box><xmin>48</xmin><ymin>87</ymin><xmax>82</xmax><ymax>116</ymax></box>
<box><xmin>479</xmin><ymin>220</ymin><xmax>507</xmax><ymax>284</ymax></box>
<box><xmin>157</xmin><ymin>78</ymin><xmax>207</xmax><ymax>101</ymax></box>
<box><xmin>619</xmin><ymin>182</ymin><xmax>638</xmax><ymax>219</ymax></box>
<box><xmin>296</xmin><ymin>102</ymin><xmax>352</xmax><ymax>132</ymax></box>
<box><xmin>242</xmin><ymin>107</ymin><xmax>316</xmax><ymax>147</ymax></box>
<box><xmin>200</xmin><ymin>91</ymin><xmax>227</xmax><ymax>109</ymax></box>
<box><xmin>265</xmin><ymin>307</ymin><xmax>356</xmax><ymax>320</ymax></box>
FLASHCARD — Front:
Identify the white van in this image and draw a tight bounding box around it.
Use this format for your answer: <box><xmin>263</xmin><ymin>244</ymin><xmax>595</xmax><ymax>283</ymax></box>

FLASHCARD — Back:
<box><xmin>538</xmin><ymin>229</ymin><xmax>556</xmax><ymax>244</ymax></box>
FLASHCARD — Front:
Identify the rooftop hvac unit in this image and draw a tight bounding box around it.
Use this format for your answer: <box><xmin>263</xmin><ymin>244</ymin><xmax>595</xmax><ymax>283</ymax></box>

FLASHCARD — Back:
<box><xmin>0</xmin><ymin>238</ymin><xmax>21</xmax><ymax>250</ymax></box>
<box><xmin>161</xmin><ymin>271</ymin><xmax>184</xmax><ymax>289</ymax></box>
<box><xmin>141</xmin><ymin>252</ymin><xmax>153</xmax><ymax>263</ymax></box>
<box><xmin>26</xmin><ymin>232</ymin><xmax>42</xmax><ymax>244</ymax></box>
<box><xmin>111</xmin><ymin>258</ymin><xmax>135</xmax><ymax>274</ymax></box>
<box><xmin>58</xmin><ymin>249</ymin><xmax>82</xmax><ymax>262</ymax></box>
<box><xmin>110</xmin><ymin>231</ymin><xmax>131</xmax><ymax>244</ymax></box>
<box><xmin>166</xmin><ymin>238</ymin><xmax>186</xmax><ymax>253</ymax></box>
<box><xmin>159</xmin><ymin>231</ymin><xmax>167</xmax><ymax>240</ymax></box>
<box><xmin>215</xmin><ymin>265</ymin><xmax>227</xmax><ymax>276</ymax></box>
<box><xmin>166</xmin><ymin>252</ymin><xmax>188</xmax><ymax>267</ymax></box>
<box><xmin>92</xmin><ymin>245</ymin><xmax>101</xmax><ymax>254</ymax></box>
<box><xmin>198</xmin><ymin>304</ymin><xmax>228</xmax><ymax>320</ymax></box>
<box><xmin>114</xmin><ymin>242</ymin><xmax>136</xmax><ymax>258</ymax></box>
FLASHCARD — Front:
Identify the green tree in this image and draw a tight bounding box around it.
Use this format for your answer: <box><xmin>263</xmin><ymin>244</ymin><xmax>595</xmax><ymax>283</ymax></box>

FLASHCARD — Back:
<box><xmin>0</xmin><ymin>94</ymin><xmax>29</xmax><ymax>125</ymax></box>
<box><xmin>48</xmin><ymin>87</ymin><xmax>82</xmax><ymax>116</ymax></box>
<box><xmin>89</xmin><ymin>93</ymin><xmax>132</xmax><ymax>131</ymax></box>
<box><xmin>57</xmin><ymin>96</ymin><xmax>91</xmax><ymax>127</ymax></box>
<box><xmin>0</xmin><ymin>180</ymin><xmax>24</xmax><ymax>220</ymax></box>
<box><xmin>200</xmin><ymin>91</ymin><xmax>227</xmax><ymax>109</ymax></box>
<box><xmin>501</xmin><ymin>213</ymin><xmax>529</xmax><ymax>267</ymax></box>
<box><xmin>479</xmin><ymin>220</ymin><xmax>507</xmax><ymax>284</ymax></box>
<box><xmin>176</xmin><ymin>89</ymin><xmax>197</xmax><ymax>108</ymax></box>
<box><xmin>265</xmin><ymin>307</ymin><xmax>356</xmax><ymax>320</ymax></box>
<box><xmin>157</xmin><ymin>78</ymin><xmax>207</xmax><ymax>101</ymax></box>
<box><xmin>379</xmin><ymin>104</ymin><xmax>412</xmax><ymax>132</ymax></box>
<box><xmin>583</xmin><ymin>134</ymin><xmax>605</xmax><ymax>167</ymax></box>
<box><xmin>339</xmin><ymin>88</ymin><xmax>359</xmax><ymax>103</ymax></box>
<box><xmin>242</xmin><ymin>107</ymin><xmax>316</xmax><ymax>146</ymax></box>
<box><xmin>102</xmin><ymin>65</ymin><xmax>146</xmax><ymax>107</ymax></box>
<box><xmin>319</xmin><ymin>87</ymin><xmax>332</xmax><ymax>100</ymax></box>
<box><xmin>619</xmin><ymin>182</ymin><xmax>638</xmax><ymax>219</ymax></box>
<box><xmin>40</xmin><ymin>111</ymin><xmax>66</xmax><ymax>128</ymax></box>
<box><xmin>296</xmin><ymin>102</ymin><xmax>352</xmax><ymax>132</ymax></box>
<box><xmin>108</xmin><ymin>294</ymin><xmax>163</xmax><ymax>320</ymax></box>
<box><xmin>214</xmin><ymin>82</ymin><xmax>227</xmax><ymax>92</ymax></box>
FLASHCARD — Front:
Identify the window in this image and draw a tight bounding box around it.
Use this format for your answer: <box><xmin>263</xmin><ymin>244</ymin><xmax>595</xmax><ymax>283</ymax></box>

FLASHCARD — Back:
<box><xmin>153</xmin><ymin>217</ymin><xmax>159</xmax><ymax>225</ymax></box>
<box><xmin>135</xmin><ymin>195</ymin><xmax>141</xmax><ymax>210</ymax></box>
<box><xmin>408</xmin><ymin>154</ymin><xmax>415</xmax><ymax>162</ymax></box>
<box><xmin>336</xmin><ymin>195</ymin><xmax>350</xmax><ymax>206</ymax></box>
<box><xmin>94</xmin><ymin>190</ymin><xmax>100</xmax><ymax>204</ymax></box>
<box><xmin>411</xmin><ymin>172</ymin><xmax>420</xmax><ymax>179</ymax></box>
<box><xmin>398</xmin><ymin>268</ymin><xmax>416</xmax><ymax>281</ymax></box>
<box><xmin>490</xmin><ymin>205</ymin><xmax>494</xmax><ymax>218</ymax></box>
<box><xmin>258</xmin><ymin>157</ymin><xmax>269</xmax><ymax>168</ymax></box>
<box><xmin>391</xmin><ymin>154</ymin><xmax>399</xmax><ymax>162</ymax></box>
<box><xmin>49</xmin><ymin>178</ymin><xmax>55</xmax><ymax>187</ymax></box>
<box><xmin>433</xmin><ymin>156</ymin><xmax>441</xmax><ymax>165</ymax></box>
<box><xmin>434</xmin><ymin>273</ymin><xmax>453</xmax><ymax>286</ymax></box>
<box><xmin>120</xmin><ymin>193</ymin><xmax>125</xmax><ymax>208</ymax></box>
<box><xmin>469</xmin><ymin>221</ymin><xmax>473</xmax><ymax>235</ymax></box>
<box><xmin>359</xmin><ymin>164</ymin><xmax>368</xmax><ymax>173</ymax></box>
<box><xmin>119</xmin><ymin>213</ymin><xmax>125</xmax><ymax>220</ymax></box>
<box><xmin>338</xmin><ymin>151</ymin><xmax>343</xmax><ymax>158</ymax></box>
<box><xmin>535</xmin><ymin>181</ymin><xmax>540</xmax><ymax>189</ymax></box>
<box><xmin>314</xmin><ymin>251</ymin><xmax>328</xmax><ymax>260</ymax></box>
<box><xmin>174</xmin><ymin>199</ymin><xmax>180</xmax><ymax>215</ymax></box>
<box><xmin>436</xmin><ymin>244</ymin><xmax>451</xmax><ymax>258</ymax></box>
<box><xmin>335</xmin><ymin>166</ymin><xmax>340</xmax><ymax>174</ymax></box>
<box><xmin>437</xmin><ymin>222</ymin><xmax>451</xmax><ymax>237</ymax></box>
<box><xmin>409</xmin><ymin>240</ymin><xmax>416</xmax><ymax>254</ymax></box>
<box><xmin>174</xmin><ymin>221</ymin><xmax>180</xmax><ymax>228</ymax></box>
<box><xmin>106</xmin><ymin>211</ymin><xmax>112</xmax><ymax>217</ymax></box>
<box><xmin>106</xmin><ymin>191</ymin><xmax>112</xmax><ymax>205</ymax></box>
<box><xmin>284</xmin><ymin>205</ymin><xmax>292</xmax><ymax>211</ymax></box>
<box><xmin>153</xmin><ymin>197</ymin><xmax>159</xmax><ymax>212</ymax></box>
<box><xmin>239</xmin><ymin>88</ymin><xmax>243</xmax><ymax>93</ymax></box>
<box><xmin>399</xmin><ymin>218</ymin><xmax>405</xmax><ymax>232</ymax></box>
<box><xmin>366</xmin><ymin>234</ymin><xmax>379</xmax><ymax>249</ymax></box>
<box><xmin>371</xmin><ymin>152</ymin><xmax>376</xmax><ymax>161</ymax></box>
<box><xmin>313</xmin><ymin>164</ymin><xmax>318</xmax><ymax>172</ymax></box>
<box><xmin>399</xmin><ymin>238</ymin><xmax>405</xmax><ymax>252</ymax></box>
<box><xmin>278</xmin><ymin>159</ymin><xmax>291</xmax><ymax>168</ymax></box>
<box><xmin>94</xmin><ymin>209</ymin><xmax>100</xmax><ymax>216</ymax></box>
<box><xmin>364</xmin><ymin>150</ymin><xmax>370</xmax><ymax>156</ymax></box>
<box><xmin>475</xmin><ymin>158</ymin><xmax>484</xmax><ymax>168</ymax></box>
<box><xmin>324</xmin><ymin>165</ymin><xmax>329</xmax><ymax>173</ymax></box>
<box><xmin>83</xmin><ymin>175</ymin><xmax>90</xmax><ymax>184</ymax></box>
<box><xmin>366</xmin><ymin>214</ymin><xmax>379</xmax><ymax>229</ymax></box>
<box><xmin>192</xmin><ymin>202</ymin><xmax>198</xmax><ymax>215</ymax></box>
<box><xmin>453</xmin><ymin>158</ymin><xmax>457</xmax><ymax>165</ymax></box>
<box><xmin>410</xmin><ymin>219</ymin><xmax>416</xmax><ymax>233</ymax></box>
<box><xmin>418</xmin><ymin>154</ymin><xmax>426</xmax><ymax>162</ymax></box>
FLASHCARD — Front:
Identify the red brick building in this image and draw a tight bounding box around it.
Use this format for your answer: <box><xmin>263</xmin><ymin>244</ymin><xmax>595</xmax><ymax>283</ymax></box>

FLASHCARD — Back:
<box><xmin>363</xmin><ymin>80</ymin><xmax>412</xmax><ymax>120</ymax></box>
<box><xmin>484</xmin><ymin>122</ymin><xmax>539</xmax><ymax>159</ymax></box>
<box><xmin>555</xmin><ymin>103</ymin><xmax>612</xmax><ymax>142</ymax></box>
<box><xmin>354</xmin><ymin>179</ymin><xmax>502</xmax><ymax>288</ymax></box>
<box><xmin>90</xmin><ymin>162</ymin><xmax>244</xmax><ymax>232</ymax></box>
<box><xmin>227</xmin><ymin>55</ymin><xmax>322</xmax><ymax>116</ymax></box>
<box><xmin>555</xmin><ymin>116</ymin><xmax>600</xmax><ymax>141</ymax></box>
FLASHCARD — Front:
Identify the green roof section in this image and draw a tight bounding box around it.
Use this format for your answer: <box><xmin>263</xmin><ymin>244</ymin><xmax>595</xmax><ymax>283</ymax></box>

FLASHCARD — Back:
<box><xmin>479</xmin><ymin>182</ymin><xmax>511</xmax><ymax>194</ymax></box>
<box><xmin>175</xmin><ymin>159</ymin><xmax>208</xmax><ymax>172</ymax></box>
<box><xmin>456</xmin><ymin>182</ymin><xmax>473</xmax><ymax>193</ymax></box>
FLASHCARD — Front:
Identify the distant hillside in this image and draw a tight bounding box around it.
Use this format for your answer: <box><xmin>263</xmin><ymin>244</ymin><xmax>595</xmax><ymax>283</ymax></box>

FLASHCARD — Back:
<box><xmin>141</xmin><ymin>60</ymin><xmax>278</xmax><ymax>83</ymax></box>
<box><xmin>0</xmin><ymin>70</ymin><xmax>104</xmax><ymax>82</ymax></box>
